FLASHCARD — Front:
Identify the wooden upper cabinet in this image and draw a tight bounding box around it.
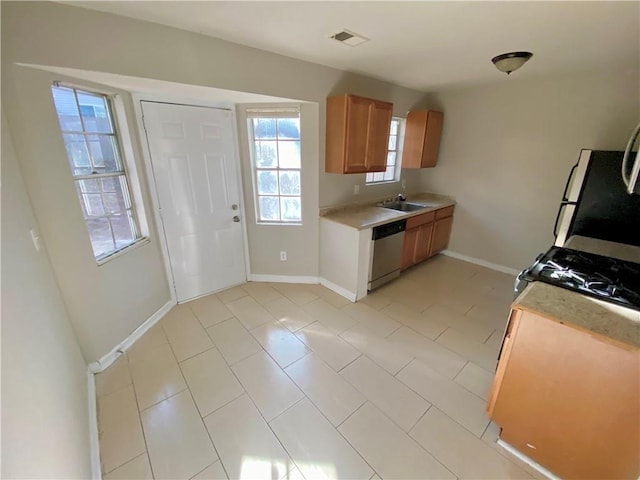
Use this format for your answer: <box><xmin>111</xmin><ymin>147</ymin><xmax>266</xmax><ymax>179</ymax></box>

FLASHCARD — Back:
<box><xmin>325</xmin><ymin>94</ymin><xmax>393</xmax><ymax>174</ymax></box>
<box><xmin>402</xmin><ymin>110</ymin><xmax>444</xmax><ymax>168</ymax></box>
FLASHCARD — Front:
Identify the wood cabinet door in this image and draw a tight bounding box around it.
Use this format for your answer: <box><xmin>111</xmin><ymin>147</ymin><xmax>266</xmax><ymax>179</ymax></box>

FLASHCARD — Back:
<box><xmin>421</xmin><ymin>110</ymin><xmax>444</xmax><ymax>167</ymax></box>
<box><xmin>343</xmin><ymin>95</ymin><xmax>373</xmax><ymax>173</ymax></box>
<box><xmin>429</xmin><ymin>215</ymin><xmax>453</xmax><ymax>256</ymax></box>
<box><xmin>366</xmin><ymin>101</ymin><xmax>393</xmax><ymax>172</ymax></box>
<box><xmin>401</xmin><ymin>227</ymin><xmax>418</xmax><ymax>270</ymax></box>
<box><xmin>401</xmin><ymin>110</ymin><xmax>444</xmax><ymax>168</ymax></box>
<box><xmin>491</xmin><ymin>310</ymin><xmax>640</xmax><ymax>479</ymax></box>
<box><xmin>414</xmin><ymin>223</ymin><xmax>433</xmax><ymax>263</ymax></box>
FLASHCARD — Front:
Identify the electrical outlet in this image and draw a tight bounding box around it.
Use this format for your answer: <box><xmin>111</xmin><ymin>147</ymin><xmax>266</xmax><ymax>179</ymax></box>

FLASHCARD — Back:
<box><xmin>280</xmin><ymin>251</ymin><xmax>287</xmax><ymax>261</ymax></box>
<box><xmin>354</xmin><ymin>185</ymin><xmax>360</xmax><ymax>195</ymax></box>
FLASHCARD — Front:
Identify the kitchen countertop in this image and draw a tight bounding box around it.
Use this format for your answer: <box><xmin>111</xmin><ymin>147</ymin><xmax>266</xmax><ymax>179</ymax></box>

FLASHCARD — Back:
<box><xmin>514</xmin><ymin>282</ymin><xmax>640</xmax><ymax>348</ymax></box>
<box><xmin>320</xmin><ymin>192</ymin><xmax>456</xmax><ymax>230</ymax></box>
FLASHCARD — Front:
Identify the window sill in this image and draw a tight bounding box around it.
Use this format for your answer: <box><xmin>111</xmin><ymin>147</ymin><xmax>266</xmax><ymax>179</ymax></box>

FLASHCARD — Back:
<box><xmin>96</xmin><ymin>237</ymin><xmax>150</xmax><ymax>266</ymax></box>
<box><xmin>256</xmin><ymin>222</ymin><xmax>303</xmax><ymax>227</ymax></box>
<box><xmin>365</xmin><ymin>180</ymin><xmax>400</xmax><ymax>186</ymax></box>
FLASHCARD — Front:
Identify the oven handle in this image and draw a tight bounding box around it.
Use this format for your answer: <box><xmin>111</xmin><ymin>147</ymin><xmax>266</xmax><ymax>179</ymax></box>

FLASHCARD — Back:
<box><xmin>561</xmin><ymin>163</ymin><xmax>579</xmax><ymax>202</ymax></box>
<box><xmin>553</xmin><ymin>200</ymin><xmax>576</xmax><ymax>238</ymax></box>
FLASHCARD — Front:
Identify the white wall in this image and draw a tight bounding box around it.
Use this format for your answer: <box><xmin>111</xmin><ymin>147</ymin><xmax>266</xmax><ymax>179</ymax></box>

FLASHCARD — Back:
<box><xmin>1</xmin><ymin>111</ymin><xmax>92</xmax><ymax>478</ymax></box>
<box><xmin>420</xmin><ymin>67</ymin><xmax>640</xmax><ymax>270</ymax></box>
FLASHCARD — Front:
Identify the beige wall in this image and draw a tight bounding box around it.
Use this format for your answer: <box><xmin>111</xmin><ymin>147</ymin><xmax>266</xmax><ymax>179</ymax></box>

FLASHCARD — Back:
<box><xmin>420</xmin><ymin>67</ymin><xmax>640</xmax><ymax>270</ymax></box>
<box><xmin>1</xmin><ymin>111</ymin><xmax>92</xmax><ymax>478</ymax></box>
<box><xmin>1</xmin><ymin>0</ymin><xmax>429</xmax><ymax>334</ymax></box>
<box><xmin>236</xmin><ymin>103</ymin><xmax>321</xmax><ymax>277</ymax></box>
<box><xmin>2</xmin><ymin>65</ymin><xmax>171</xmax><ymax>361</ymax></box>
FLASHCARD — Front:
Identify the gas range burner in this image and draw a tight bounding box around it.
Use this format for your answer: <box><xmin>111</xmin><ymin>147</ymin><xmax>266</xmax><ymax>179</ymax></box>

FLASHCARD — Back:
<box><xmin>522</xmin><ymin>247</ymin><xmax>640</xmax><ymax>310</ymax></box>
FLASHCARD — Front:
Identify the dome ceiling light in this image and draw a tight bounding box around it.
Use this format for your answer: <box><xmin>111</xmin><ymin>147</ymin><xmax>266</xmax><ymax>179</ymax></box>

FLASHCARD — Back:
<box><xmin>491</xmin><ymin>51</ymin><xmax>533</xmax><ymax>75</ymax></box>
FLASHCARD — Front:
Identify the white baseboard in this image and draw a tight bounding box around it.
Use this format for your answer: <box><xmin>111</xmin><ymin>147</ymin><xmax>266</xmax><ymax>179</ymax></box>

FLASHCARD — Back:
<box><xmin>497</xmin><ymin>440</ymin><xmax>558</xmax><ymax>480</ymax></box>
<box><xmin>248</xmin><ymin>274</ymin><xmax>319</xmax><ymax>284</ymax></box>
<box><xmin>319</xmin><ymin>277</ymin><xmax>357</xmax><ymax>302</ymax></box>
<box><xmin>442</xmin><ymin>250</ymin><xmax>520</xmax><ymax>276</ymax></box>
<box><xmin>89</xmin><ymin>300</ymin><xmax>175</xmax><ymax>374</ymax></box>
<box><xmin>87</xmin><ymin>368</ymin><xmax>101</xmax><ymax>479</ymax></box>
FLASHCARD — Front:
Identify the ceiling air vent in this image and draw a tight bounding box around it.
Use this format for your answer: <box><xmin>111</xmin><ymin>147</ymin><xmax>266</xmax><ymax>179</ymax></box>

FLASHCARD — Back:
<box><xmin>330</xmin><ymin>29</ymin><xmax>369</xmax><ymax>47</ymax></box>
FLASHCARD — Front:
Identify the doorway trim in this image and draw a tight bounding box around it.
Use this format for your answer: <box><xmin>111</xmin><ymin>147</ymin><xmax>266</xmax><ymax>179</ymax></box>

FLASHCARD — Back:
<box><xmin>132</xmin><ymin>93</ymin><xmax>252</xmax><ymax>303</ymax></box>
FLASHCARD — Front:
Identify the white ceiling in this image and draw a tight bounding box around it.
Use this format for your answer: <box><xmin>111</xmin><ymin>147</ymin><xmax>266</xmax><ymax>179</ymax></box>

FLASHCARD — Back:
<box><xmin>65</xmin><ymin>1</ymin><xmax>639</xmax><ymax>92</ymax></box>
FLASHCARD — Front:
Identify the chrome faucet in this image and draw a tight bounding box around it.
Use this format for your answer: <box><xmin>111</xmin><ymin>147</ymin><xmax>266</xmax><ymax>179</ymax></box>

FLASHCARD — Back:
<box><xmin>396</xmin><ymin>193</ymin><xmax>407</xmax><ymax>202</ymax></box>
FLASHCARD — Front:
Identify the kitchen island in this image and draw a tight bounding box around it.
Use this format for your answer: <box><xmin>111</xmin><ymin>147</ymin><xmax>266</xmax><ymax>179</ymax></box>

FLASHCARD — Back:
<box><xmin>488</xmin><ymin>281</ymin><xmax>639</xmax><ymax>479</ymax></box>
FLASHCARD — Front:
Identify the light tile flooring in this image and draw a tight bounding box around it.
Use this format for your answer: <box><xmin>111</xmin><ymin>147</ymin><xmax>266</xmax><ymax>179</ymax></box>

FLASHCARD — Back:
<box><xmin>95</xmin><ymin>255</ymin><xmax>542</xmax><ymax>480</ymax></box>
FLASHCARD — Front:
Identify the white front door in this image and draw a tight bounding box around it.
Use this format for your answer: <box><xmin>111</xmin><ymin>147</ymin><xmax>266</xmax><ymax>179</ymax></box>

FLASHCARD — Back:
<box><xmin>141</xmin><ymin>101</ymin><xmax>246</xmax><ymax>302</ymax></box>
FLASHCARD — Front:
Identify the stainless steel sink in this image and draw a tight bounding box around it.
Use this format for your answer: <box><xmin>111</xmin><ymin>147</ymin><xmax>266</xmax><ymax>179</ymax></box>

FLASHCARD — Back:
<box><xmin>379</xmin><ymin>201</ymin><xmax>429</xmax><ymax>212</ymax></box>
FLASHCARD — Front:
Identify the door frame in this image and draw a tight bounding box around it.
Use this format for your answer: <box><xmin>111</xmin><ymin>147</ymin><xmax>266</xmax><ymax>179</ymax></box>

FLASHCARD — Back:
<box><xmin>132</xmin><ymin>94</ymin><xmax>252</xmax><ymax>303</ymax></box>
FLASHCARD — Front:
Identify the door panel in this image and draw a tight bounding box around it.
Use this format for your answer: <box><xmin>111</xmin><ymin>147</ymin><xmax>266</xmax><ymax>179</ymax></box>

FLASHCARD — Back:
<box><xmin>142</xmin><ymin>102</ymin><xmax>246</xmax><ymax>302</ymax></box>
<box><xmin>368</xmin><ymin>101</ymin><xmax>393</xmax><ymax>171</ymax></box>
<box><xmin>430</xmin><ymin>216</ymin><xmax>453</xmax><ymax>256</ymax></box>
<box><xmin>344</xmin><ymin>96</ymin><xmax>372</xmax><ymax>173</ymax></box>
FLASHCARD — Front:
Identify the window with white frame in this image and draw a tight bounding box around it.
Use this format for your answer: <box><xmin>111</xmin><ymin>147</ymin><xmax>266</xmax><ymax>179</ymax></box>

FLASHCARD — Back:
<box><xmin>247</xmin><ymin>109</ymin><xmax>302</xmax><ymax>224</ymax></box>
<box><xmin>51</xmin><ymin>84</ymin><xmax>144</xmax><ymax>261</ymax></box>
<box><xmin>366</xmin><ymin>117</ymin><xmax>403</xmax><ymax>184</ymax></box>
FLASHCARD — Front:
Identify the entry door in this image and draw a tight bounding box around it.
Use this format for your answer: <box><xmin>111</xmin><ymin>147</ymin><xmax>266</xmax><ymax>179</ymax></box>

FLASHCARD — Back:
<box><xmin>141</xmin><ymin>101</ymin><xmax>246</xmax><ymax>302</ymax></box>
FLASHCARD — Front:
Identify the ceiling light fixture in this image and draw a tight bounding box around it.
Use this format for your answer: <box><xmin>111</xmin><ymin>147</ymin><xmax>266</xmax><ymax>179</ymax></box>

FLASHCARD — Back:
<box><xmin>491</xmin><ymin>51</ymin><xmax>533</xmax><ymax>75</ymax></box>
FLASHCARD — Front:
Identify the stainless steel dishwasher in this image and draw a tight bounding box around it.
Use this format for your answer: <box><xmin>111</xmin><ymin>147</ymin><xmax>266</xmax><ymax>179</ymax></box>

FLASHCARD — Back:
<box><xmin>368</xmin><ymin>219</ymin><xmax>407</xmax><ymax>291</ymax></box>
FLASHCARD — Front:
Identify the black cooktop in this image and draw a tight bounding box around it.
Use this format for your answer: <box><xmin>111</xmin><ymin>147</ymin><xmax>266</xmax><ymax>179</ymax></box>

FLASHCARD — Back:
<box><xmin>522</xmin><ymin>247</ymin><xmax>640</xmax><ymax>310</ymax></box>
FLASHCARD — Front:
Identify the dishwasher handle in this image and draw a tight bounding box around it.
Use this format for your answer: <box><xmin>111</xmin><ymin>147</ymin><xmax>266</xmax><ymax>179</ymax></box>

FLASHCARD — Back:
<box><xmin>372</xmin><ymin>219</ymin><xmax>407</xmax><ymax>240</ymax></box>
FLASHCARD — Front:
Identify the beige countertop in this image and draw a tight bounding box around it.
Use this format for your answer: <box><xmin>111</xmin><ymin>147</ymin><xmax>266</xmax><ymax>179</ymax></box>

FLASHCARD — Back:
<box><xmin>320</xmin><ymin>193</ymin><xmax>456</xmax><ymax>230</ymax></box>
<box><xmin>514</xmin><ymin>282</ymin><xmax>640</xmax><ymax>348</ymax></box>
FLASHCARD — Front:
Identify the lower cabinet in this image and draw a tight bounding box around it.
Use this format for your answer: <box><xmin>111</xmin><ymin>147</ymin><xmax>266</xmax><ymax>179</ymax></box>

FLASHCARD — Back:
<box><xmin>488</xmin><ymin>308</ymin><xmax>640</xmax><ymax>479</ymax></box>
<box><xmin>401</xmin><ymin>206</ymin><xmax>454</xmax><ymax>270</ymax></box>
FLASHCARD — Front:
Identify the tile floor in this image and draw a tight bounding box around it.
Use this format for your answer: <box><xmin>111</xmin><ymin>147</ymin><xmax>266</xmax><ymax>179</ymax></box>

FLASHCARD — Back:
<box><xmin>95</xmin><ymin>255</ymin><xmax>542</xmax><ymax>480</ymax></box>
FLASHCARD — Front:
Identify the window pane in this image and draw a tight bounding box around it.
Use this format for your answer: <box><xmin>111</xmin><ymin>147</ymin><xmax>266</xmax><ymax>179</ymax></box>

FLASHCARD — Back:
<box><xmin>257</xmin><ymin>170</ymin><xmax>278</xmax><ymax>195</ymax></box>
<box><xmin>387</xmin><ymin>152</ymin><xmax>396</xmax><ymax>166</ymax></box>
<box><xmin>52</xmin><ymin>87</ymin><xmax>83</xmax><ymax>131</ymax></box>
<box><xmin>87</xmin><ymin>135</ymin><xmax>122</xmax><ymax>173</ymax></box>
<box><xmin>279</xmin><ymin>171</ymin><xmax>300</xmax><ymax>195</ymax></box>
<box><xmin>63</xmin><ymin>134</ymin><xmax>92</xmax><ymax>175</ymax></box>
<box><xmin>277</xmin><ymin>118</ymin><xmax>300</xmax><ymax>139</ymax></box>
<box><xmin>77</xmin><ymin>91</ymin><xmax>112</xmax><ymax>133</ymax></box>
<box><xmin>86</xmin><ymin>217</ymin><xmax>115</xmax><ymax>258</ymax></box>
<box><xmin>110</xmin><ymin>212</ymin><xmax>136</xmax><ymax>249</ymax></box>
<box><xmin>388</xmin><ymin>135</ymin><xmax>397</xmax><ymax>151</ymax></box>
<box><xmin>373</xmin><ymin>172</ymin><xmax>384</xmax><ymax>182</ymax></box>
<box><xmin>258</xmin><ymin>196</ymin><xmax>280</xmax><ymax>221</ymax></box>
<box><xmin>102</xmin><ymin>176</ymin><xmax>131</xmax><ymax>214</ymax></box>
<box><xmin>253</xmin><ymin>118</ymin><xmax>276</xmax><ymax>139</ymax></box>
<box><xmin>390</xmin><ymin>120</ymin><xmax>398</xmax><ymax>135</ymax></box>
<box><xmin>75</xmin><ymin>180</ymin><xmax>105</xmax><ymax>217</ymax></box>
<box><xmin>280</xmin><ymin>197</ymin><xmax>301</xmax><ymax>222</ymax></box>
<box><xmin>366</xmin><ymin>172</ymin><xmax>374</xmax><ymax>183</ymax></box>
<box><xmin>278</xmin><ymin>141</ymin><xmax>301</xmax><ymax>168</ymax></box>
<box><xmin>384</xmin><ymin>166</ymin><xmax>395</xmax><ymax>181</ymax></box>
<box><xmin>255</xmin><ymin>141</ymin><xmax>277</xmax><ymax>167</ymax></box>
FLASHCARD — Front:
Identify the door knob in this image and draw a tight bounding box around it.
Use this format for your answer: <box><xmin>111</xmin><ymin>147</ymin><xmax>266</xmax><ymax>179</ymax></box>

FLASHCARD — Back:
<box><xmin>232</xmin><ymin>204</ymin><xmax>238</xmax><ymax>210</ymax></box>
<box><xmin>233</xmin><ymin>216</ymin><xmax>240</xmax><ymax>222</ymax></box>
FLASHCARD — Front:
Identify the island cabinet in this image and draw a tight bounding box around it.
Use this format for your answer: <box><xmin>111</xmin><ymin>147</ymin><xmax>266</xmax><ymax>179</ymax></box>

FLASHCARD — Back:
<box><xmin>401</xmin><ymin>206</ymin><xmax>454</xmax><ymax>270</ymax></box>
<box><xmin>488</xmin><ymin>307</ymin><xmax>640</xmax><ymax>480</ymax></box>
<box><xmin>325</xmin><ymin>94</ymin><xmax>393</xmax><ymax>174</ymax></box>
<box><xmin>401</xmin><ymin>109</ymin><xmax>444</xmax><ymax>168</ymax></box>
